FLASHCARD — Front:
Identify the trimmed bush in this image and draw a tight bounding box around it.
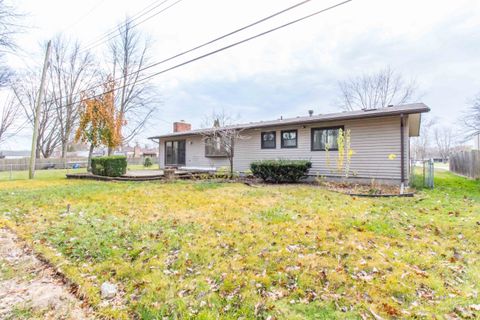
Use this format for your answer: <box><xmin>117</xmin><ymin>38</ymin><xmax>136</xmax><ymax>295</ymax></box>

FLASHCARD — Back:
<box><xmin>250</xmin><ymin>160</ymin><xmax>312</xmax><ymax>183</ymax></box>
<box><xmin>91</xmin><ymin>156</ymin><xmax>127</xmax><ymax>177</ymax></box>
<box><xmin>143</xmin><ymin>157</ymin><xmax>153</xmax><ymax>168</ymax></box>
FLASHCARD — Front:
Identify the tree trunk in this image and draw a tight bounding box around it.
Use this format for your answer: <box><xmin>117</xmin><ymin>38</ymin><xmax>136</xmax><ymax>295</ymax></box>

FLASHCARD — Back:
<box><xmin>87</xmin><ymin>143</ymin><xmax>94</xmax><ymax>172</ymax></box>
<box><xmin>61</xmin><ymin>140</ymin><xmax>68</xmax><ymax>169</ymax></box>
<box><xmin>229</xmin><ymin>138</ymin><xmax>234</xmax><ymax>178</ymax></box>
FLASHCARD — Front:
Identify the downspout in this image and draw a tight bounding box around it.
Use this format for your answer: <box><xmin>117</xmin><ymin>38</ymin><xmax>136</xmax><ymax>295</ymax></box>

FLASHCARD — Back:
<box><xmin>400</xmin><ymin>114</ymin><xmax>405</xmax><ymax>194</ymax></box>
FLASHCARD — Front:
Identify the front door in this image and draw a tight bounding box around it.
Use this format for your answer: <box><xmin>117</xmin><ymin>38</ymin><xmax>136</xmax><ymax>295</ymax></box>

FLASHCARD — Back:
<box><xmin>165</xmin><ymin>140</ymin><xmax>186</xmax><ymax>166</ymax></box>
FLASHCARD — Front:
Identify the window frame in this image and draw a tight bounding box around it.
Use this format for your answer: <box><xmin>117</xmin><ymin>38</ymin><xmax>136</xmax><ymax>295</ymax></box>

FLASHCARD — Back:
<box><xmin>261</xmin><ymin>131</ymin><xmax>276</xmax><ymax>149</ymax></box>
<box><xmin>280</xmin><ymin>129</ymin><xmax>298</xmax><ymax>149</ymax></box>
<box><xmin>204</xmin><ymin>136</ymin><xmax>229</xmax><ymax>158</ymax></box>
<box><xmin>310</xmin><ymin>126</ymin><xmax>344</xmax><ymax>151</ymax></box>
<box><xmin>164</xmin><ymin>139</ymin><xmax>186</xmax><ymax>165</ymax></box>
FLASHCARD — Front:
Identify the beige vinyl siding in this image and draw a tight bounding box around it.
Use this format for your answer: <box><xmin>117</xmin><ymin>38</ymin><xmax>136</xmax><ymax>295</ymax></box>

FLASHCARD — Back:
<box><xmin>159</xmin><ymin>114</ymin><xmax>412</xmax><ymax>182</ymax></box>
<box><xmin>159</xmin><ymin>135</ymin><xmax>230</xmax><ymax>168</ymax></box>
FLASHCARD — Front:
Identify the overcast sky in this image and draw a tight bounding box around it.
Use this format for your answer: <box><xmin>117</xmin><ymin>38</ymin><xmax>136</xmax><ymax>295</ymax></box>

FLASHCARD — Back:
<box><xmin>2</xmin><ymin>0</ymin><xmax>480</xmax><ymax>150</ymax></box>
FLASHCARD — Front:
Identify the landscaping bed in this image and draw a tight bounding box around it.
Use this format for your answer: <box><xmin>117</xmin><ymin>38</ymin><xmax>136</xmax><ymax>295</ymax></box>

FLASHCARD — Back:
<box><xmin>318</xmin><ymin>180</ymin><xmax>415</xmax><ymax>197</ymax></box>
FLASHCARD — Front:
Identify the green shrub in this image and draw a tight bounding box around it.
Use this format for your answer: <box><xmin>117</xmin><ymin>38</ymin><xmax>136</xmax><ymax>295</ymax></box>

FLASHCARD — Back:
<box><xmin>250</xmin><ymin>160</ymin><xmax>312</xmax><ymax>183</ymax></box>
<box><xmin>143</xmin><ymin>157</ymin><xmax>153</xmax><ymax>167</ymax></box>
<box><xmin>214</xmin><ymin>166</ymin><xmax>236</xmax><ymax>179</ymax></box>
<box><xmin>91</xmin><ymin>156</ymin><xmax>127</xmax><ymax>177</ymax></box>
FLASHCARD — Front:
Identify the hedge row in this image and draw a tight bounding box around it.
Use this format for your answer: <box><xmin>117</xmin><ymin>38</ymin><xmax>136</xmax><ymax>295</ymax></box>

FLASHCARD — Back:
<box><xmin>91</xmin><ymin>156</ymin><xmax>127</xmax><ymax>177</ymax></box>
<box><xmin>250</xmin><ymin>160</ymin><xmax>312</xmax><ymax>183</ymax></box>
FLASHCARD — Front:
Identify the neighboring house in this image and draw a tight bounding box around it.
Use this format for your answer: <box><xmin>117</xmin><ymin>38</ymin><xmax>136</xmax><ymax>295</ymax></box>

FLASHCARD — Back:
<box><xmin>142</xmin><ymin>151</ymin><xmax>158</xmax><ymax>158</ymax></box>
<box><xmin>149</xmin><ymin>103</ymin><xmax>430</xmax><ymax>185</ymax></box>
<box><xmin>123</xmin><ymin>145</ymin><xmax>143</xmax><ymax>158</ymax></box>
<box><xmin>117</xmin><ymin>145</ymin><xmax>159</xmax><ymax>158</ymax></box>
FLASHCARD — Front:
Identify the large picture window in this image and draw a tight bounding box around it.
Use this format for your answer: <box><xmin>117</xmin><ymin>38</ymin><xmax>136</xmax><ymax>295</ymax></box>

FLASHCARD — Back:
<box><xmin>261</xmin><ymin>131</ymin><xmax>276</xmax><ymax>149</ymax></box>
<box><xmin>205</xmin><ymin>136</ymin><xmax>228</xmax><ymax>157</ymax></box>
<box><xmin>311</xmin><ymin>126</ymin><xmax>344</xmax><ymax>151</ymax></box>
<box><xmin>281</xmin><ymin>129</ymin><xmax>297</xmax><ymax>148</ymax></box>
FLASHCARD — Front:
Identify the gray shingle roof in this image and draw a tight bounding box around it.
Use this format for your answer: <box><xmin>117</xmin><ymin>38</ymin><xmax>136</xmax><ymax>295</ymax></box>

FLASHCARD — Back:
<box><xmin>148</xmin><ymin>103</ymin><xmax>430</xmax><ymax>139</ymax></box>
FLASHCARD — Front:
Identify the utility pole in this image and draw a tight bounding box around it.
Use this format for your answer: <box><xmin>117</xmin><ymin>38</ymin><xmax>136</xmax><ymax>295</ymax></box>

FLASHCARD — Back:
<box><xmin>29</xmin><ymin>40</ymin><xmax>51</xmax><ymax>179</ymax></box>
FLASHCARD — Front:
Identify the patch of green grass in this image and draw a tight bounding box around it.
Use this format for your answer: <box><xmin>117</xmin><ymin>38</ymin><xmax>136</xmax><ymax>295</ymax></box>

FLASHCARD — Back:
<box><xmin>5</xmin><ymin>306</ymin><xmax>35</xmax><ymax>320</ymax></box>
<box><xmin>127</xmin><ymin>164</ymin><xmax>160</xmax><ymax>171</ymax></box>
<box><xmin>257</xmin><ymin>206</ymin><xmax>296</xmax><ymax>223</ymax></box>
<box><xmin>0</xmin><ymin>259</ymin><xmax>15</xmax><ymax>280</ymax></box>
<box><xmin>0</xmin><ymin>169</ymin><xmax>478</xmax><ymax>319</ymax></box>
<box><xmin>0</xmin><ymin>168</ymin><xmax>87</xmax><ymax>181</ymax></box>
<box><xmin>193</xmin><ymin>181</ymin><xmax>224</xmax><ymax>191</ymax></box>
<box><xmin>346</xmin><ymin>217</ymin><xmax>400</xmax><ymax>237</ymax></box>
<box><xmin>280</xmin><ymin>301</ymin><xmax>360</xmax><ymax>320</ymax></box>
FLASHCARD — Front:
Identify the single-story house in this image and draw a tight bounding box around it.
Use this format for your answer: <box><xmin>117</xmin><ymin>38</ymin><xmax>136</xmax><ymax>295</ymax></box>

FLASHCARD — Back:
<box><xmin>149</xmin><ymin>103</ymin><xmax>430</xmax><ymax>185</ymax></box>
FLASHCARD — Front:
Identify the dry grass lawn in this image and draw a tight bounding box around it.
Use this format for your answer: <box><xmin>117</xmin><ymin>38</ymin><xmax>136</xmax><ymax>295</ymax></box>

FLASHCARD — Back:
<box><xmin>0</xmin><ymin>171</ymin><xmax>479</xmax><ymax>319</ymax></box>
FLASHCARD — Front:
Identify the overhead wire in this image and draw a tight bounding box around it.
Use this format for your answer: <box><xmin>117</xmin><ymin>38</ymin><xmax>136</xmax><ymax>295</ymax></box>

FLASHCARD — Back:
<box><xmin>47</xmin><ymin>0</ymin><xmax>315</xmax><ymax>103</ymax></box>
<box><xmin>51</xmin><ymin>0</ymin><xmax>354</xmax><ymax>108</ymax></box>
<box><xmin>80</xmin><ymin>0</ymin><xmax>183</xmax><ymax>53</ymax></box>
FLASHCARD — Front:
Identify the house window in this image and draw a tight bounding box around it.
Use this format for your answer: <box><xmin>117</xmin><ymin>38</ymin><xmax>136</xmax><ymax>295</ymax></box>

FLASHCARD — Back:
<box><xmin>205</xmin><ymin>136</ymin><xmax>228</xmax><ymax>157</ymax></box>
<box><xmin>311</xmin><ymin>126</ymin><xmax>344</xmax><ymax>151</ymax></box>
<box><xmin>165</xmin><ymin>140</ymin><xmax>186</xmax><ymax>165</ymax></box>
<box><xmin>261</xmin><ymin>131</ymin><xmax>276</xmax><ymax>149</ymax></box>
<box><xmin>281</xmin><ymin>130</ymin><xmax>297</xmax><ymax>148</ymax></box>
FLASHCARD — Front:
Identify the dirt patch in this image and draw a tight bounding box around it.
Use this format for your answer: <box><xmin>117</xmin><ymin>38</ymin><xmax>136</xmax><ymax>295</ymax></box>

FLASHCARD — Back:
<box><xmin>318</xmin><ymin>181</ymin><xmax>414</xmax><ymax>196</ymax></box>
<box><xmin>0</xmin><ymin>228</ymin><xmax>93</xmax><ymax>319</ymax></box>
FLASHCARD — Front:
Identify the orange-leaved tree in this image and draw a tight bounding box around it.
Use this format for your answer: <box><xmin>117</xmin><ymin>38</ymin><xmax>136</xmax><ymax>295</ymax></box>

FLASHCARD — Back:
<box><xmin>75</xmin><ymin>80</ymin><xmax>124</xmax><ymax>171</ymax></box>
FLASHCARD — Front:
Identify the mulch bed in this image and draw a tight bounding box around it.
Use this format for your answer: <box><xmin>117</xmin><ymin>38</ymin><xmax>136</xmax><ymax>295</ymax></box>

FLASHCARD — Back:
<box><xmin>319</xmin><ymin>181</ymin><xmax>415</xmax><ymax>197</ymax></box>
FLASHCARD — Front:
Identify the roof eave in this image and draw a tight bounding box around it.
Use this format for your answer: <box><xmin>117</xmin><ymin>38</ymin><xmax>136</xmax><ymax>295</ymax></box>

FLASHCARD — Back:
<box><xmin>149</xmin><ymin>104</ymin><xmax>431</xmax><ymax>140</ymax></box>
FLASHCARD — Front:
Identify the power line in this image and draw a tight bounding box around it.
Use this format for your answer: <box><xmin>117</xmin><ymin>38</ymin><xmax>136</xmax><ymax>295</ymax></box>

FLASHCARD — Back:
<box><xmin>51</xmin><ymin>0</ymin><xmax>314</xmax><ymax>102</ymax></box>
<box><xmin>81</xmin><ymin>0</ymin><xmax>170</xmax><ymax>50</ymax></box>
<box><xmin>54</xmin><ymin>0</ymin><xmax>354</xmax><ymax>108</ymax></box>
<box><xmin>80</xmin><ymin>0</ymin><xmax>184</xmax><ymax>53</ymax></box>
<box><xmin>137</xmin><ymin>0</ymin><xmax>353</xmax><ymax>84</ymax></box>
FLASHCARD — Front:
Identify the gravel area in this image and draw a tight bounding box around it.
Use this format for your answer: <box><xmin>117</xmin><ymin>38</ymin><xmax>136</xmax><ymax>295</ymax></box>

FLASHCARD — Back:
<box><xmin>0</xmin><ymin>228</ymin><xmax>93</xmax><ymax>319</ymax></box>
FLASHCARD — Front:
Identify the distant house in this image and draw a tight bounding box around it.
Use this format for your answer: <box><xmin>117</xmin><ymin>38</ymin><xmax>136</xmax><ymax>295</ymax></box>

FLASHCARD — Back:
<box><xmin>122</xmin><ymin>145</ymin><xmax>158</xmax><ymax>158</ymax></box>
<box><xmin>149</xmin><ymin>103</ymin><xmax>430</xmax><ymax>185</ymax></box>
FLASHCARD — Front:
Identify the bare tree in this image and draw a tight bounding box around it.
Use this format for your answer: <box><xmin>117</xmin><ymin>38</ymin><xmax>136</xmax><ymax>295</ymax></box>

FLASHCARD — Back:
<box><xmin>202</xmin><ymin>111</ymin><xmax>247</xmax><ymax>177</ymax></box>
<box><xmin>0</xmin><ymin>95</ymin><xmax>22</xmax><ymax>145</ymax></box>
<box><xmin>0</xmin><ymin>0</ymin><xmax>23</xmax><ymax>87</ymax></box>
<box><xmin>12</xmin><ymin>70</ymin><xmax>61</xmax><ymax>158</ymax></box>
<box><xmin>461</xmin><ymin>94</ymin><xmax>480</xmax><ymax>140</ymax></box>
<box><xmin>434</xmin><ymin>126</ymin><xmax>454</xmax><ymax>161</ymax></box>
<box><xmin>411</xmin><ymin>116</ymin><xmax>436</xmax><ymax>160</ymax></box>
<box><xmin>49</xmin><ymin>35</ymin><xmax>97</xmax><ymax>162</ymax></box>
<box><xmin>108</xmin><ymin>17</ymin><xmax>158</xmax><ymax>148</ymax></box>
<box><xmin>338</xmin><ymin>66</ymin><xmax>418</xmax><ymax>111</ymax></box>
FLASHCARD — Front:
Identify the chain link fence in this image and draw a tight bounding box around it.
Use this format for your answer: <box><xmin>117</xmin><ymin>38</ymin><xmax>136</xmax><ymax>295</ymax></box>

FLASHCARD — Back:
<box><xmin>410</xmin><ymin>159</ymin><xmax>434</xmax><ymax>189</ymax></box>
<box><xmin>0</xmin><ymin>160</ymin><xmax>88</xmax><ymax>181</ymax></box>
<box><xmin>0</xmin><ymin>157</ymin><xmax>160</xmax><ymax>181</ymax></box>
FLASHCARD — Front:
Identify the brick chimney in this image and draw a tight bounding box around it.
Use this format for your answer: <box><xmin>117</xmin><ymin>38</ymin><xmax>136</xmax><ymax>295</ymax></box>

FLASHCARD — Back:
<box><xmin>173</xmin><ymin>120</ymin><xmax>191</xmax><ymax>133</ymax></box>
